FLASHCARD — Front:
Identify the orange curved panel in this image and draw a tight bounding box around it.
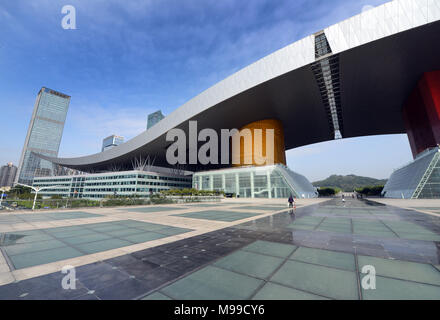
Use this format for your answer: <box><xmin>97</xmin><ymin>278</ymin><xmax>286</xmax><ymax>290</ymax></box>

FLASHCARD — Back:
<box><xmin>232</xmin><ymin>119</ymin><xmax>286</xmax><ymax>167</ymax></box>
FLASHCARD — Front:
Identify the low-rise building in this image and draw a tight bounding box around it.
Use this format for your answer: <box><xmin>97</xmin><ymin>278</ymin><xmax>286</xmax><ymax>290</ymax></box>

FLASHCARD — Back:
<box><xmin>33</xmin><ymin>168</ymin><xmax>192</xmax><ymax>199</ymax></box>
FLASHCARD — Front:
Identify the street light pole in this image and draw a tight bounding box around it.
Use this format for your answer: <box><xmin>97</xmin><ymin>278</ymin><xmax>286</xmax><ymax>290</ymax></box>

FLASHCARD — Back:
<box><xmin>16</xmin><ymin>183</ymin><xmax>64</xmax><ymax>211</ymax></box>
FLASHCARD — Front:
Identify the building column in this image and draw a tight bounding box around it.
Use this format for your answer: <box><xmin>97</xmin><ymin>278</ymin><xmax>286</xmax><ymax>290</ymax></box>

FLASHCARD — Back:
<box><xmin>403</xmin><ymin>71</ymin><xmax>440</xmax><ymax>158</ymax></box>
<box><xmin>222</xmin><ymin>174</ymin><xmax>226</xmax><ymax>191</ymax></box>
<box><xmin>198</xmin><ymin>176</ymin><xmax>202</xmax><ymax>190</ymax></box>
<box><xmin>209</xmin><ymin>175</ymin><xmax>214</xmax><ymax>191</ymax></box>
<box><xmin>250</xmin><ymin>171</ymin><xmax>255</xmax><ymax>198</ymax></box>
<box><xmin>267</xmin><ymin>171</ymin><xmax>272</xmax><ymax>199</ymax></box>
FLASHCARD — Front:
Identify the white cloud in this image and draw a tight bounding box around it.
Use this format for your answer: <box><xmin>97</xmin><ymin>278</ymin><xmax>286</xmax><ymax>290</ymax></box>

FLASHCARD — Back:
<box><xmin>362</xmin><ymin>5</ymin><xmax>375</xmax><ymax>13</ymax></box>
<box><xmin>59</xmin><ymin>103</ymin><xmax>157</xmax><ymax>157</ymax></box>
<box><xmin>72</xmin><ymin>104</ymin><xmax>152</xmax><ymax>138</ymax></box>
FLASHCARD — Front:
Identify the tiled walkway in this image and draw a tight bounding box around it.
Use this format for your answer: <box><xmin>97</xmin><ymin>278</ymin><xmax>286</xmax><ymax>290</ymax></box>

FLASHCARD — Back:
<box><xmin>1</xmin><ymin>221</ymin><xmax>192</xmax><ymax>269</ymax></box>
<box><xmin>0</xmin><ymin>200</ymin><xmax>304</xmax><ymax>289</ymax></box>
<box><xmin>0</xmin><ymin>211</ymin><xmax>101</xmax><ymax>224</ymax></box>
<box><xmin>1</xmin><ymin>198</ymin><xmax>439</xmax><ymax>300</ymax></box>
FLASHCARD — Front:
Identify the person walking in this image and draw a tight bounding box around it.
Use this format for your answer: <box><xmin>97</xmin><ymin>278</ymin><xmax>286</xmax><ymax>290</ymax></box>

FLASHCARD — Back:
<box><xmin>288</xmin><ymin>195</ymin><xmax>294</xmax><ymax>208</ymax></box>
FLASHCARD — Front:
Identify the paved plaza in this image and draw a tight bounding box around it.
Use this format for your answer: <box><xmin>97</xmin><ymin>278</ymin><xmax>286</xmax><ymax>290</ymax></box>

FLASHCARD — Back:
<box><xmin>0</xmin><ymin>198</ymin><xmax>439</xmax><ymax>300</ymax></box>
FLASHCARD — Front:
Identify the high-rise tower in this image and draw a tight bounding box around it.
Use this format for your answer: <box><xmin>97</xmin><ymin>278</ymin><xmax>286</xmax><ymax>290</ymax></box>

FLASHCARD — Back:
<box><xmin>15</xmin><ymin>87</ymin><xmax>71</xmax><ymax>185</ymax></box>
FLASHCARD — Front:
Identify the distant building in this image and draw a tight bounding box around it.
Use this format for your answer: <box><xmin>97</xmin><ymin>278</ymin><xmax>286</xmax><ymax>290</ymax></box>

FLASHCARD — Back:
<box><xmin>0</xmin><ymin>162</ymin><xmax>18</xmax><ymax>187</ymax></box>
<box><xmin>33</xmin><ymin>167</ymin><xmax>192</xmax><ymax>199</ymax></box>
<box><xmin>15</xmin><ymin>87</ymin><xmax>71</xmax><ymax>186</ymax></box>
<box><xmin>147</xmin><ymin>110</ymin><xmax>165</xmax><ymax>129</ymax></box>
<box><xmin>102</xmin><ymin>135</ymin><xmax>124</xmax><ymax>152</ymax></box>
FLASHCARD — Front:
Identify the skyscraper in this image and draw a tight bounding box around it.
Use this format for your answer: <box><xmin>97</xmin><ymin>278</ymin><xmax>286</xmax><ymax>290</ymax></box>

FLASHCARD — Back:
<box><xmin>102</xmin><ymin>135</ymin><xmax>124</xmax><ymax>152</ymax></box>
<box><xmin>0</xmin><ymin>163</ymin><xmax>17</xmax><ymax>187</ymax></box>
<box><xmin>15</xmin><ymin>87</ymin><xmax>71</xmax><ymax>186</ymax></box>
<box><xmin>147</xmin><ymin>110</ymin><xmax>165</xmax><ymax>129</ymax></box>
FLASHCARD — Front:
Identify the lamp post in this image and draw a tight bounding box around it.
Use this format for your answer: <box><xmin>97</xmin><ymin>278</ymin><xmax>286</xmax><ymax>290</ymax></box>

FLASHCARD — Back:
<box><xmin>16</xmin><ymin>183</ymin><xmax>64</xmax><ymax>211</ymax></box>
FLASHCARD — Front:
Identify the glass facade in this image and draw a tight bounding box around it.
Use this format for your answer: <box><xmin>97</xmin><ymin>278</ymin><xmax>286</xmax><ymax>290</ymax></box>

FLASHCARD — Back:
<box><xmin>193</xmin><ymin>165</ymin><xmax>317</xmax><ymax>199</ymax></box>
<box><xmin>33</xmin><ymin>170</ymin><xmax>193</xmax><ymax>199</ymax></box>
<box><xmin>102</xmin><ymin>135</ymin><xmax>124</xmax><ymax>152</ymax></box>
<box><xmin>147</xmin><ymin>110</ymin><xmax>165</xmax><ymax>129</ymax></box>
<box><xmin>383</xmin><ymin>147</ymin><xmax>440</xmax><ymax>199</ymax></box>
<box><xmin>16</xmin><ymin>88</ymin><xmax>70</xmax><ymax>186</ymax></box>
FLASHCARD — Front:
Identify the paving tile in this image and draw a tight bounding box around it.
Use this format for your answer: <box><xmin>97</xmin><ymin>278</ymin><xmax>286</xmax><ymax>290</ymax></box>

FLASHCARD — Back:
<box><xmin>362</xmin><ymin>276</ymin><xmax>440</xmax><ymax>300</ymax></box>
<box><xmin>237</xmin><ymin>206</ymin><xmax>286</xmax><ymax>211</ymax></box>
<box><xmin>184</xmin><ymin>204</ymin><xmax>224</xmax><ymax>208</ymax></box>
<box><xmin>89</xmin><ymin>224</ymin><xmax>128</xmax><ymax>232</ymax></box>
<box><xmin>175</xmin><ymin>210</ymin><xmax>259</xmax><ymax>222</ymax></box>
<box><xmin>62</xmin><ymin>233</ymin><xmax>113</xmax><ymax>245</ymax></box>
<box><xmin>214</xmin><ymin>250</ymin><xmax>284</xmax><ymax>279</ymax></box>
<box><xmin>353</xmin><ymin>229</ymin><xmax>397</xmax><ymax>238</ymax></box>
<box><xmin>164</xmin><ymin>257</ymin><xmax>207</xmax><ymax>274</ymax></box>
<box><xmin>396</xmin><ymin>233</ymin><xmax>440</xmax><ymax>241</ymax></box>
<box><xmin>123</xmin><ymin>206</ymin><xmax>185</xmax><ymax>213</ymax></box>
<box><xmin>142</xmin><ymin>292</ymin><xmax>172</xmax><ymax>300</ymax></box>
<box><xmin>161</xmin><ymin>266</ymin><xmax>262</xmax><ymax>300</ymax></box>
<box><xmin>290</xmin><ymin>247</ymin><xmax>356</xmax><ymax>271</ymax></box>
<box><xmin>75</xmin><ymin>238</ymin><xmax>133</xmax><ymax>254</ymax></box>
<box><xmin>13</xmin><ymin>233</ymin><xmax>54</xmax><ymax>244</ymax></box>
<box><xmin>9</xmin><ymin>247</ymin><xmax>84</xmax><ymax>269</ymax></box>
<box><xmin>252</xmin><ymin>282</ymin><xmax>329</xmax><ymax>300</ymax></box>
<box><xmin>104</xmin><ymin>228</ymin><xmax>146</xmax><ymax>237</ymax></box>
<box><xmin>121</xmin><ymin>232</ymin><xmax>167</xmax><ymax>244</ymax></box>
<box><xmin>129</xmin><ymin>266</ymin><xmax>180</xmax><ymax>288</ymax></box>
<box><xmin>77</xmin><ymin>262</ymin><xmax>130</xmax><ymax>290</ymax></box>
<box><xmin>270</xmin><ymin>260</ymin><xmax>358</xmax><ymax>300</ymax></box>
<box><xmin>73</xmin><ymin>293</ymin><xmax>100</xmax><ymax>300</ymax></box>
<box><xmin>94</xmin><ymin>278</ymin><xmax>153</xmax><ymax>300</ymax></box>
<box><xmin>155</xmin><ymin>227</ymin><xmax>193</xmax><ymax>236</ymax></box>
<box><xmin>286</xmin><ymin>223</ymin><xmax>316</xmax><ymax>231</ymax></box>
<box><xmin>4</xmin><ymin>239</ymin><xmax>67</xmax><ymax>256</ymax></box>
<box><xmin>1</xmin><ymin>274</ymin><xmax>89</xmax><ymax>300</ymax></box>
<box><xmin>358</xmin><ymin>256</ymin><xmax>440</xmax><ymax>286</ymax></box>
<box><xmin>0</xmin><ymin>272</ymin><xmax>15</xmax><ymax>286</ymax></box>
<box><xmin>316</xmin><ymin>225</ymin><xmax>351</xmax><ymax>234</ymax></box>
<box><xmin>241</xmin><ymin>240</ymin><xmax>296</xmax><ymax>258</ymax></box>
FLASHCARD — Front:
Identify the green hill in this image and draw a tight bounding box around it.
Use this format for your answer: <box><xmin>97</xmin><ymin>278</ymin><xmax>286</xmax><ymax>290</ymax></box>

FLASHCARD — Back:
<box><xmin>313</xmin><ymin>175</ymin><xmax>387</xmax><ymax>192</ymax></box>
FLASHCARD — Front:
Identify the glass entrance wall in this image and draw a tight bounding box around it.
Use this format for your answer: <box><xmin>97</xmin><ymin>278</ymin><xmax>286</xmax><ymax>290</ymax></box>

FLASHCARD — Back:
<box><xmin>383</xmin><ymin>147</ymin><xmax>440</xmax><ymax>199</ymax></box>
<box><xmin>193</xmin><ymin>165</ymin><xmax>317</xmax><ymax>199</ymax></box>
<box><xmin>414</xmin><ymin>149</ymin><xmax>440</xmax><ymax>199</ymax></box>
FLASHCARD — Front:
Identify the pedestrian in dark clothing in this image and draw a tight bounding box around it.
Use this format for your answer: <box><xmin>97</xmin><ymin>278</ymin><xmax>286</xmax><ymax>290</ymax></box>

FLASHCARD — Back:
<box><xmin>288</xmin><ymin>195</ymin><xmax>295</xmax><ymax>208</ymax></box>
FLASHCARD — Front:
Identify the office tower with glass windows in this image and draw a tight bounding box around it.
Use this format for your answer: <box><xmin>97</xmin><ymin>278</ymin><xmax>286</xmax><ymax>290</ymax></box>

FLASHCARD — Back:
<box><xmin>0</xmin><ymin>162</ymin><xmax>18</xmax><ymax>187</ymax></box>
<box><xmin>102</xmin><ymin>135</ymin><xmax>124</xmax><ymax>152</ymax></box>
<box><xmin>147</xmin><ymin>110</ymin><xmax>165</xmax><ymax>129</ymax></box>
<box><xmin>15</xmin><ymin>87</ymin><xmax>70</xmax><ymax>186</ymax></box>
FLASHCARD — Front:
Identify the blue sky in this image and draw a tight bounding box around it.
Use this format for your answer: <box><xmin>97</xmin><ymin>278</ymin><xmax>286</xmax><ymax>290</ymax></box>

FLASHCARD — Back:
<box><xmin>0</xmin><ymin>0</ymin><xmax>413</xmax><ymax>181</ymax></box>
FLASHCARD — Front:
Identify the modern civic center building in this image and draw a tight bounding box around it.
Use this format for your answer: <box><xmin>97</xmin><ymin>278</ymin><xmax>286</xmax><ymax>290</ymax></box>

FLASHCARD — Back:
<box><xmin>34</xmin><ymin>0</ymin><xmax>440</xmax><ymax>199</ymax></box>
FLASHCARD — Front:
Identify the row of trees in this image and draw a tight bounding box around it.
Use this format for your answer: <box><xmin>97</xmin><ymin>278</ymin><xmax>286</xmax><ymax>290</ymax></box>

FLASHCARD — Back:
<box><xmin>317</xmin><ymin>187</ymin><xmax>341</xmax><ymax>197</ymax></box>
<box><xmin>2</xmin><ymin>187</ymin><xmax>224</xmax><ymax>210</ymax></box>
<box><xmin>5</xmin><ymin>185</ymin><xmax>41</xmax><ymax>200</ymax></box>
<box><xmin>317</xmin><ymin>185</ymin><xmax>384</xmax><ymax>197</ymax></box>
<box><xmin>355</xmin><ymin>185</ymin><xmax>384</xmax><ymax>196</ymax></box>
